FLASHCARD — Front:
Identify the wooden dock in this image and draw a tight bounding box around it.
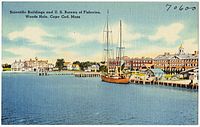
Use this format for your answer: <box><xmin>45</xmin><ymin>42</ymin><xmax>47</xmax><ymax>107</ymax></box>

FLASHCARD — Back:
<box><xmin>47</xmin><ymin>71</ymin><xmax>73</xmax><ymax>75</ymax></box>
<box><xmin>74</xmin><ymin>72</ymin><xmax>100</xmax><ymax>77</ymax></box>
<box><xmin>130</xmin><ymin>79</ymin><xmax>198</xmax><ymax>89</ymax></box>
<box><xmin>38</xmin><ymin>71</ymin><xmax>73</xmax><ymax>76</ymax></box>
<box><xmin>38</xmin><ymin>71</ymin><xmax>48</xmax><ymax>76</ymax></box>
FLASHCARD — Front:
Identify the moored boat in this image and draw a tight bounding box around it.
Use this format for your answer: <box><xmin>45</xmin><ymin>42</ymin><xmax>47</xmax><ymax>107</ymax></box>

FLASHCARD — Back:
<box><xmin>101</xmin><ymin>75</ymin><xmax>129</xmax><ymax>84</ymax></box>
<box><xmin>101</xmin><ymin>11</ymin><xmax>130</xmax><ymax>84</ymax></box>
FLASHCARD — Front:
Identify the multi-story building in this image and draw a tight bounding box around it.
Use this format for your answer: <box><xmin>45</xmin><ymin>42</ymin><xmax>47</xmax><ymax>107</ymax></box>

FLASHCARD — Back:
<box><xmin>24</xmin><ymin>57</ymin><xmax>49</xmax><ymax>71</ymax></box>
<box><xmin>109</xmin><ymin>56</ymin><xmax>153</xmax><ymax>71</ymax></box>
<box><xmin>11</xmin><ymin>57</ymin><xmax>53</xmax><ymax>72</ymax></box>
<box><xmin>154</xmin><ymin>45</ymin><xmax>198</xmax><ymax>74</ymax></box>
<box><xmin>109</xmin><ymin>56</ymin><xmax>131</xmax><ymax>71</ymax></box>
<box><xmin>11</xmin><ymin>60</ymin><xmax>25</xmax><ymax>71</ymax></box>
<box><xmin>129</xmin><ymin>57</ymin><xmax>153</xmax><ymax>70</ymax></box>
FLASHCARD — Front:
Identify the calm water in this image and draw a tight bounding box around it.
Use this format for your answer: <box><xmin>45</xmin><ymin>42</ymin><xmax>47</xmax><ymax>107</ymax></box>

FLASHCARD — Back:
<box><xmin>2</xmin><ymin>73</ymin><xmax>198</xmax><ymax>125</ymax></box>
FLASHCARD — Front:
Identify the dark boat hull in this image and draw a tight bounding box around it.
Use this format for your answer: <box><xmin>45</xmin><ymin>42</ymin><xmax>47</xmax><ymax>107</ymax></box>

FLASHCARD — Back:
<box><xmin>101</xmin><ymin>75</ymin><xmax>130</xmax><ymax>84</ymax></box>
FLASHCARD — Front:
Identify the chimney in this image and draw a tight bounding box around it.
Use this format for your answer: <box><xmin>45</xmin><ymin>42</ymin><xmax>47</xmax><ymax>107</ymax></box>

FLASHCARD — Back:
<box><xmin>164</xmin><ymin>52</ymin><xmax>170</xmax><ymax>56</ymax></box>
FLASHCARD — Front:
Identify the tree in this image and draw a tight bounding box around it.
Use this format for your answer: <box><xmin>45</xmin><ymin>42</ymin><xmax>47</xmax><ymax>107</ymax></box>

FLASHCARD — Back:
<box><xmin>2</xmin><ymin>64</ymin><xmax>11</xmax><ymax>68</ymax></box>
<box><xmin>73</xmin><ymin>61</ymin><xmax>81</xmax><ymax>65</ymax></box>
<box><xmin>55</xmin><ymin>59</ymin><xmax>64</xmax><ymax>71</ymax></box>
<box><xmin>99</xmin><ymin>65</ymin><xmax>107</xmax><ymax>72</ymax></box>
<box><xmin>100</xmin><ymin>61</ymin><xmax>105</xmax><ymax>64</ymax></box>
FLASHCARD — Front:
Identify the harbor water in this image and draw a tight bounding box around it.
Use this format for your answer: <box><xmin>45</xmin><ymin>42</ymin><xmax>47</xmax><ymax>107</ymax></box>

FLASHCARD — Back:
<box><xmin>2</xmin><ymin>73</ymin><xmax>198</xmax><ymax>125</ymax></box>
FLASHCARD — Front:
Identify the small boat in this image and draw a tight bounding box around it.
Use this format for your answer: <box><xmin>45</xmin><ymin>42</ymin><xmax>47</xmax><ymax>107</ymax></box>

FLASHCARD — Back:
<box><xmin>101</xmin><ymin>11</ymin><xmax>130</xmax><ymax>84</ymax></box>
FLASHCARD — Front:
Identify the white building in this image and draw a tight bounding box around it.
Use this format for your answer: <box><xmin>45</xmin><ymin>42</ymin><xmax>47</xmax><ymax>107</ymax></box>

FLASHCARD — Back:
<box><xmin>11</xmin><ymin>57</ymin><xmax>53</xmax><ymax>72</ymax></box>
<box><xmin>48</xmin><ymin>63</ymin><xmax>54</xmax><ymax>71</ymax></box>
<box><xmin>24</xmin><ymin>57</ymin><xmax>48</xmax><ymax>72</ymax></box>
<box><xmin>11</xmin><ymin>60</ymin><xmax>25</xmax><ymax>71</ymax></box>
<box><xmin>85</xmin><ymin>64</ymin><xmax>99</xmax><ymax>72</ymax></box>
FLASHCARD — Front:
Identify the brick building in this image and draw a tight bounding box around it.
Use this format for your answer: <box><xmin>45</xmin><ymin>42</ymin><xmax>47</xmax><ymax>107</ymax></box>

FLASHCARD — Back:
<box><xmin>109</xmin><ymin>56</ymin><xmax>153</xmax><ymax>71</ymax></box>
<box><xmin>154</xmin><ymin>45</ymin><xmax>198</xmax><ymax>74</ymax></box>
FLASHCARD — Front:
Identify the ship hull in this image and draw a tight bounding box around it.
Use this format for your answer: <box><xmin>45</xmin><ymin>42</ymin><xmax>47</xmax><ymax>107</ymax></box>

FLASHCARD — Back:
<box><xmin>101</xmin><ymin>75</ymin><xmax>130</xmax><ymax>84</ymax></box>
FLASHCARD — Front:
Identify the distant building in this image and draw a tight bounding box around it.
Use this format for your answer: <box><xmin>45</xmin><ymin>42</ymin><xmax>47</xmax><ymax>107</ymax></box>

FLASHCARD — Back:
<box><xmin>85</xmin><ymin>64</ymin><xmax>100</xmax><ymax>72</ymax></box>
<box><xmin>180</xmin><ymin>67</ymin><xmax>198</xmax><ymax>79</ymax></box>
<box><xmin>11</xmin><ymin>57</ymin><xmax>53</xmax><ymax>72</ymax></box>
<box><xmin>11</xmin><ymin>60</ymin><xmax>25</xmax><ymax>71</ymax></box>
<box><xmin>91</xmin><ymin>64</ymin><xmax>100</xmax><ymax>72</ymax></box>
<box><xmin>63</xmin><ymin>62</ymin><xmax>71</xmax><ymax>70</ymax></box>
<box><xmin>66</xmin><ymin>63</ymin><xmax>80</xmax><ymax>71</ymax></box>
<box><xmin>24</xmin><ymin>57</ymin><xmax>48</xmax><ymax>71</ymax></box>
<box><xmin>48</xmin><ymin>63</ymin><xmax>54</xmax><ymax>71</ymax></box>
<box><xmin>109</xmin><ymin>56</ymin><xmax>153</xmax><ymax>71</ymax></box>
<box><xmin>146</xmin><ymin>68</ymin><xmax>164</xmax><ymax>79</ymax></box>
<box><xmin>72</xmin><ymin>64</ymin><xmax>80</xmax><ymax>71</ymax></box>
<box><xmin>129</xmin><ymin>57</ymin><xmax>153</xmax><ymax>70</ymax></box>
<box><xmin>154</xmin><ymin>45</ymin><xmax>198</xmax><ymax>74</ymax></box>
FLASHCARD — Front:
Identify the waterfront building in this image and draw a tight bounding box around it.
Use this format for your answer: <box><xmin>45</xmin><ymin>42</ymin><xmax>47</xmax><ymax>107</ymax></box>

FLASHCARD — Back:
<box><xmin>129</xmin><ymin>57</ymin><xmax>153</xmax><ymax>70</ymax></box>
<box><xmin>24</xmin><ymin>57</ymin><xmax>48</xmax><ymax>71</ymax></box>
<box><xmin>154</xmin><ymin>45</ymin><xmax>198</xmax><ymax>74</ymax></box>
<box><xmin>11</xmin><ymin>57</ymin><xmax>53</xmax><ymax>72</ymax></box>
<box><xmin>63</xmin><ymin>62</ymin><xmax>71</xmax><ymax>70</ymax></box>
<box><xmin>85</xmin><ymin>64</ymin><xmax>100</xmax><ymax>72</ymax></box>
<box><xmin>52</xmin><ymin>67</ymin><xmax>59</xmax><ymax>71</ymax></box>
<box><xmin>65</xmin><ymin>63</ymin><xmax>80</xmax><ymax>71</ymax></box>
<box><xmin>11</xmin><ymin>60</ymin><xmax>25</xmax><ymax>71</ymax></box>
<box><xmin>72</xmin><ymin>64</ymin><xmax>80</xmax><ymax>71</ymax></box>
<box><xmin>67</xmin><ymin>63</ymin><xmax>73</xmax><ymax>70</ymax></box>
<box><xmin>180</xmin><ymin>67</ymin><xmax>198</xmax><ymax>79</ymax></box>
<box><xmin>146</xmin><ymin>68</ymin><xmax>164</xmax><ymax>79</ymax></box>
<box><xmin>109</xmin><ymin>56</ymin><xmax>153</xmax><ymax>71</ymax></box>
<box><xmin>48</xmin><ymin>63</ymin><xmax>54</xmax><ymax>71</ymax></box>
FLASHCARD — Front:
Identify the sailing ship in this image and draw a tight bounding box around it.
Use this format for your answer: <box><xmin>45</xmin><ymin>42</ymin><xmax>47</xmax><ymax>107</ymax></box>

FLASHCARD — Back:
<box><xmin>101</xmin><ymin>11</ymin><xmax>130</xmax><ymax>84</ymax></box>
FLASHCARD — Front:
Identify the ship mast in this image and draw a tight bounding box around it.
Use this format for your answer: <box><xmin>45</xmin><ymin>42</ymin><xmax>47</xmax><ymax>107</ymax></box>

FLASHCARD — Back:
<box><xmin>119</xmin><ymin>20</ymin><xmax>122</xmax><ymax>76</ymax></box>
<box><xmin>106</xmin><ymin>10</ymin><xmax>110</xmax><ymax>74</ymax></box>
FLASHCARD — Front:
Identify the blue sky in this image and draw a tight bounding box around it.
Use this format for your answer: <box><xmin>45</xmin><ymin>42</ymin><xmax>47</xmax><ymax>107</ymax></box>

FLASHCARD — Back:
<box><xmin>2</xmin><ymin>2</ymin><xmax>199</xmax><ymax>64</ymax></box>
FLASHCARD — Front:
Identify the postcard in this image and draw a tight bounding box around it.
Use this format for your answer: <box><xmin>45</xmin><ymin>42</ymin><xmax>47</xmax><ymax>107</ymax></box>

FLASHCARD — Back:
<box><xmin>1</xmin><ymin>1</ymin><xmax>199</xmax><ymax>125</ymax></box>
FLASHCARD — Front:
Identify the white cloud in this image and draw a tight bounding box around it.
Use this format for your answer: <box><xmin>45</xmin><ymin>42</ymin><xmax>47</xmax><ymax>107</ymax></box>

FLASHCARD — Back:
<box><xmin>68</xmin><ymin>32</ymin><xmax>101</xmax><ymax>43</ymax></box>
<box><xmin>8</xmin><ymin>26</ymin><xmax>52</xmax><ymax>45</ymax></box>
<box><xmin>4</xmin><ymin>47</ymin><xmax>43</xmax><ymax>61</ymax></box>
<box><xmin>148</xmin><ymin>23</ymin><xmax>184</xmax><ymax>44</ymax></box>
<box><xmin>67</xmin><ymin>21</ymin><xmax>142</xmax><ymax>47</ymax></box>
<box><xmin>110</xmin><ymin>22</ymin><xmax>142</xmax><ymax>44</ymax></box>
<box><xmin>127</xmin><ymin>38</ymin><xmax>198</xmax><ymax>58</ymax></box>
<box><xmin>127</xmin><ymin>45</ymin><xmax>177</xmax><ymax>58</ymax></box>
<box><xmin>182</xmin><ymin>38</ymin><xmax>198</xmax><ymax>53</ymax></box>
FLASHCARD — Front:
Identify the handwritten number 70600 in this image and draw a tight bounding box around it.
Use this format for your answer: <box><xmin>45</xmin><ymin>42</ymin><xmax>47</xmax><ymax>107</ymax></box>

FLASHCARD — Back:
<box><xmin>166</xmin><ymin>4</ymin><xmax>196</xmax><ymax>11</ymax></box>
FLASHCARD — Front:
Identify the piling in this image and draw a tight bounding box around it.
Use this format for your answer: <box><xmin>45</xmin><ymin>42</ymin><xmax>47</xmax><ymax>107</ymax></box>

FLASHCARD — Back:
<box><xmin>130</xmin><ymin>79</ymin><xmax>198</xmax><ymax>90</ymax></box>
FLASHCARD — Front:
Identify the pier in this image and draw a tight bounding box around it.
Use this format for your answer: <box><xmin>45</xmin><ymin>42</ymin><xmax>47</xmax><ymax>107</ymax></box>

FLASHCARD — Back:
<box><xmin>38</xmin><ymin>71</ymin><xmax>73</xmax><ymax>76</ymax></box>
<box><xmin>74</xmin><ymin>72</ymin><xmax>100</xmax><ymax>77</ymax></box>
<box><xmin>47</xmin><ymin>71</ymin><xmax>73</xmax><ymax>75</ymax></box>
<box><xmin>130</xmin><ymin>79</ymin><xmax>198</xmax><ymax>89</ymax></box>
<box><xmin>38</xmin><ymin>70</ymin><xmax>48</xmax><ymax>76</ymax></box>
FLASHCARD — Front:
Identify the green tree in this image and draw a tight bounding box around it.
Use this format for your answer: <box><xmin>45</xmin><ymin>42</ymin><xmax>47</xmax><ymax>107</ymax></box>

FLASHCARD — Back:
<box><xmin>99</xmin><ymin>65</ymin><xmax>107</xmax><ymax>72</ymax></box>
<box><xmin>73</xmin><ymin>61</ymin><xmax>98</xmax><ymax>71</ymax></box>
<box><xmin>2</xmin><ymin>64</ymin><xmax>11</xmax><ymax>68</ymax></box>
<box><xmin>73</xmin><ymin>61</ymin><xmax>81</xmax><ymax>65</ymax></box>
<box><xmin>55</xmin><ymin>59</ymin><xmax>64</xmax><ymax>71</ymax></box>
<box><xmin>100</xmin><ymin>61</ymin><xmax>105</xmax><ymax>64</ymax></box>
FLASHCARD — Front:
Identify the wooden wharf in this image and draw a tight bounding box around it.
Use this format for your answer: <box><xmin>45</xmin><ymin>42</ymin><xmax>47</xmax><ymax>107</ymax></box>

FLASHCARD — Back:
<box><xmin>74</xmin><ymin>72</ymin><xmax>100</xmax><ymax>77</ymax></box>
<box><xmin>130</xmin><ymin>79</ymin><xmax>198</xmax><ymax>90</ymax></box>
<box><xmin>38</xmin><ymin>71</ymin><xmax>73</xmax><ymax>76</ymax></box>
